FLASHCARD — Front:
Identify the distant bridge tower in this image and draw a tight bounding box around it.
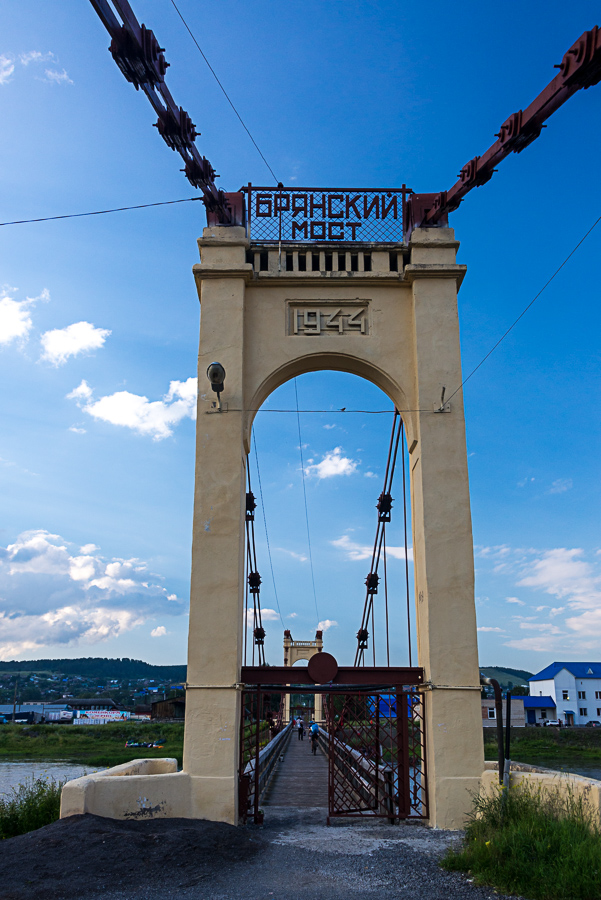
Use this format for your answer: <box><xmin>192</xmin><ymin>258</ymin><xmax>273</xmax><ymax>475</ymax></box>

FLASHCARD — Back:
<box><xmin>283</xmin><ymin>629</ymin><xmax>324</xmax><ymax>723</ymax></box>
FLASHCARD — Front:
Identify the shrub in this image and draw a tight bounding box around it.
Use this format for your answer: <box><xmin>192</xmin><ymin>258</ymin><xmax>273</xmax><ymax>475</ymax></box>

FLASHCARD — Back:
<box><xmin>0</xmin><ymin>776</ymin><xmax>64</xmax><ymax>839</ymax></box>
<box><xmin>442</xmin><ymin>782</ymin><xmax>601</xmax><ymax>900</ymax></box>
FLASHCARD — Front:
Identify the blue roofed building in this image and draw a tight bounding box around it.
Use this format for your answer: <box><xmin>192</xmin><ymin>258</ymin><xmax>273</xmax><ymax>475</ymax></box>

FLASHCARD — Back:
<box><xmin>529</xmin><ymin>663</ymin><xmax>601</xmax><ymax>726</ymax></box>
<box><xmin>523</xmin><ymin>695</ymin><xmax>556</xmax><ymax>726</ymax></box>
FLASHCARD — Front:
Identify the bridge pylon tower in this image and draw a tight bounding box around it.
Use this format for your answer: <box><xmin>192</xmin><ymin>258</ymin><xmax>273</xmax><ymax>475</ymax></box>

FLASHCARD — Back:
<box><xmin>183</xmin><ymin>189</ymin><xmax>483</xmax><ymax>829</ymax></box>
<box><xmin>283</xmin><ymin>629</ymin><xmax>324</xmax><ymax>723</ymax></box>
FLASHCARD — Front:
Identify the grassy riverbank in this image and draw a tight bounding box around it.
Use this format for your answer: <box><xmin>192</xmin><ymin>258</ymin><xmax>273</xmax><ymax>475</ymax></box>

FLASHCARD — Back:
<box><xmin>0</xmin><ymin>777</ymin><xmax>63</xmax><ymax>839</ymax></box>
<box><xmin>484</xmin><ymin>726</ymin><xmax>601</xmax><ymax>766</ymax></box>
<box><xmin>0</xmin><ymin>723</ymin><xmax>184</xmax><ymax>767</ymax></box>
<box><xmin>442</xmin><ymin>782</ymin><xmax>601</xmax><ymax>900</ymax></box>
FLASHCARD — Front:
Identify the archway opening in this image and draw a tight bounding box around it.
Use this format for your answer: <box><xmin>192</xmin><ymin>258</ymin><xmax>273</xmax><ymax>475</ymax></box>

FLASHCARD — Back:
<box><xmin>244</xmin><ymin>370</ymin><xmax>416</xmax><ymax>671</ymax></box>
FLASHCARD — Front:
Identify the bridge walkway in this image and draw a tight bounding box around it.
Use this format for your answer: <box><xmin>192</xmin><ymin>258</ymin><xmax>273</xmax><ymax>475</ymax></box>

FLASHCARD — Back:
<box><xmin>263</xmin><ymin>729</ymin><xmax>328</xmax><ymax>807</ymax></box>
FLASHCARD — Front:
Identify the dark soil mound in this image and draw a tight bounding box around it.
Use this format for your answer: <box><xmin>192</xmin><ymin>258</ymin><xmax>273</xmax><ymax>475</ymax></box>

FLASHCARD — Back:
<box><xmin>0</xmin><ymin>814</ymin><xmax>263</xmax><ymax>899</ymax></box>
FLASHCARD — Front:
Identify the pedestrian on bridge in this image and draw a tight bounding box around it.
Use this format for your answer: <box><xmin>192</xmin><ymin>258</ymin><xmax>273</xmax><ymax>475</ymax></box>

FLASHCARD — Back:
<box><xmin>309</xmin><ymin>721</ymin><xmax>319</xmax><ymax>755</ymax></box>
<box><xmin>298</xmin><ymin>719</ymin><xmax>304</xmax><ymax>740</ymax></box>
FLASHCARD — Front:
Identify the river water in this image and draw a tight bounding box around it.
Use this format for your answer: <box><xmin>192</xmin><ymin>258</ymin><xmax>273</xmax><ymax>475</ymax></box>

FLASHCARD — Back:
<box><xmin>0</xmin><ymin>761</ymin><xmax>105</xmax><ymax>797</ymax></box>
<box><xmin>530</xmin><ymin>760</ymin><xmax>601</xmax><ymax>781</ymax></box>
<box><xmin>1</xmin><ymin>759</ymin><xmax>600</xmax><ymax>801</ymax></box>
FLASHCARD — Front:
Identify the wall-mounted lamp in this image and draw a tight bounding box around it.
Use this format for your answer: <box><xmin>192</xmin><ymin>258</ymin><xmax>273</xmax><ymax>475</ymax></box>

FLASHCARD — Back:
<box><xmin>206</xmin><ymin>362</ymin><xmax>226</xmax><ymax>410</ymax></box>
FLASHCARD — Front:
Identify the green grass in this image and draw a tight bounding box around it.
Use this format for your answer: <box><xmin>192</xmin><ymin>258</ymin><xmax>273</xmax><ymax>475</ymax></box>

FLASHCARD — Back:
<box><xmin>484</xmin><ymin>727</ymin><xmax>601</xmax><ymax>766</ymax></box>
<box><xmin>442</xmin><ymin>783</ymin><xmax>601</xmax><ymax>900</ymax></box>
<box><xmin>0</xmin><ymin>776</ymin><xmax>64</xmax><ymax>839</ymax></box>
<box><xmin>0</xmin><ymin>722</ymin><xmax>184</xmax><ymax>767</ymax></box>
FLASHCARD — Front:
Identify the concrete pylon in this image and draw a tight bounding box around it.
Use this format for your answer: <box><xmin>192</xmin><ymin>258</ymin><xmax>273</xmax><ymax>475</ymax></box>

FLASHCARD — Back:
<box><xmin>181</xmin><ymin>224</ymin><xmax>483</xmax><ymax>828</ymax></box>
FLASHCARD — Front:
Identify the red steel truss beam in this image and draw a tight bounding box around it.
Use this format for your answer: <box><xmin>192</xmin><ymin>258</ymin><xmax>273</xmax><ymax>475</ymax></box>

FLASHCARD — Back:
<box><xmin>89</xmin><ymin>0</ymin><xmax>243</xmax><ymax>224</ymax></box>
<box><xmin>405</xmin><ymin>26</ymin><xmax>601</xmax><ymax>239</ymax></box>
<box><xmin>241</xmin><ymin>665</ymin><xmax>423</xmax><ymax>687</ymax></box>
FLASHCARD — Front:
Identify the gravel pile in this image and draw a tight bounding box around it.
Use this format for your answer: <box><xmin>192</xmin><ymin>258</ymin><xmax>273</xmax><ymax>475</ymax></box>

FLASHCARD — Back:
<box><xmin>0</xmin><ymin>807</ymin><xmax>524</xmax><ymax>900</ymax></box>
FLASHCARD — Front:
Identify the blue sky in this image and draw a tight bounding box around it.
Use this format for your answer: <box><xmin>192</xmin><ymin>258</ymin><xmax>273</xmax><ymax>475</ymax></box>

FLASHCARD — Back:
<box><xmin>0</xmin><ymin>1</ymin><xmax>599</xmax><ymax>674</ymax></box>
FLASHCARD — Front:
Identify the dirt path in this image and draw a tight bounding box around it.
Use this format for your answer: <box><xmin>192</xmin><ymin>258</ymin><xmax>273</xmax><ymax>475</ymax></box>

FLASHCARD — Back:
<box><xmin>0</xmin><ymin>808</ymin><xmax>524</xmax><ymax>900</ymax></box>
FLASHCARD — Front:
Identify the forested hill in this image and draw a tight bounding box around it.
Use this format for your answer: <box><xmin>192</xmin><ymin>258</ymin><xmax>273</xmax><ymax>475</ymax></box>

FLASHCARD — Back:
<box><xmin>479</xmin><ymin>666</ymin><xmax>533</xmax><ymax>687</ymax></box>
<box><xmin>0</xmin><ymin>658</ymin><xmax>187</xmax><ymax>680</ymax></box>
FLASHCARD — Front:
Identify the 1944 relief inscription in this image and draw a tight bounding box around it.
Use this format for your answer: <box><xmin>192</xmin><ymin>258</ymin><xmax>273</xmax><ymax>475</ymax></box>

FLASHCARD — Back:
<box><xmin>288</xmin><ymin>301</ymin><xmax>370</xmax><ymax>336</ymax></box>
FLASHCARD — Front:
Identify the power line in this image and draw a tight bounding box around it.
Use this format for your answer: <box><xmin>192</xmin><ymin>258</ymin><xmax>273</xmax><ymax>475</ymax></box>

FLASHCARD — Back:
<box><xmin>252</xmin><ymin>431</ymin><xmax>284</xmax><ymax>628</ymax></box>
<box><xmin>168</xmin><ymin>0</ymin><xmax>279</xmax><ymax>184</ymax></box>
<box><xmin>294</xmin><ymin>378</ymin><xmax>320</xmax><ymax>626</ymax></box>
<box><xmin>447</xmin><ymin>213</ymin><xmax>601</xmax><ymax>405</ymax></box>
<box><xmin>0</xmin><ymin>197</ymin><xmax>202</xmax><ymax>227</ymax></box>
<box><xmin>243</xmin><ymin>408</ymin><xmax>426</xmax><ymax>414</ymax></box>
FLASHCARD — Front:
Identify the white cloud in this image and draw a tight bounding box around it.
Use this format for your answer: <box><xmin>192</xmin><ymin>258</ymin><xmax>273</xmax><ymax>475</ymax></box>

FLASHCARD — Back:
<box><xmin>246</xmin><ymin>608</ymin><xmax>279</xmax><ymax>627</ymax></box>
<box><xmin>323</xmin><ymin>424</ymin><xmax>336</xmax><ymax>430</ymax></box>
<box><xmin>364</xmin><ymin>471</ymin><xmax>378</xmax><ymax>479</ymax></box>
<box><xmin>0</xmin><ymin>529</ymin><xmax>184</xmax><ymax>659</ymax></box>
<box><xmin>19</xmin><ymin>51</ymin><xmax>56</xmax><ymax>66</ymax></box>
<box><xmin>304</xmin><ymin>447</ymin><xmax>358</xmax><ymax>479</ymax></box>
<box><xmin>506</xmin><ymin>597</ymin><xmax>525</xmax><ymax>606</ymax></box>
<box><xmin>287</xmin><ymin>612</ymin><xmax>298</xmax><ymax>618</ymax></box>
<box><xmin>547</xmin><ymin>478</ymin><xmax>573</xmax><ymax>495</ymax></box>
<box><xmin>519</xmin><ymin>622</ymin><xmax>563</xmax><ymax>633</ymax></box>
<box><xmin>0</xmin><ymin>288</ymin><xmax>49</xmax><ymax>346</ymax></box>
<box><xmin>151</xmin><ymin>626</ymin><xmax>167</xmax><ymax>637</ymax></box>
<box><xmin>476</xmin><ymin>545</ymin><xmax>511</xmax><ymax>559</ymax></box>
<box><xmin>477</xmin><ymin>626</ymin><xmax>504</xmax><ymax>633</ymax></box>
<box><xmin>41</xmin><ymin>321</ymin><xmax>111</xmax><ymax>366</ymax></box>
<box><xmin>69</xmin><ymin>426</ymin><xmax>86</xmax><ymax>434</ymax></box>
<box><xmin>275</xmin><ymin>548</ymin><xmax>307</xmax><ymax>562</ymax></box>
<box><xmin>331</xmin><ymin>534</ymin><xmax>413</xmax><ymax>562</ymax></box>
<box><xmin>43</xmin><ymin>68</ymin><xmax>73</xmax><ymax>85</ymax></box>
<box><xmin>499</xmin><ymin>546</ymin><xmax>601</xmax><ymax>652</ymax></box>
<box><xmin>80</xmin><ymin>544</ymin><xmax>98</xmax><ymax>554</ymax></box>
<box><xmin>517</xmin><ymin>548</ymin><xmax>596</xmax><ymax>602</ymax></box>
<box><xmin>66</xmin><ymin>380</ymin><xmax>93</xmax><ymax>402</ymax></box>
<box><xmin>318</xmin><ymin>619</ymin><xmax>338</xmax><ymax>632</ymax></box>
<box><xmin>0</xmin><ymin>55</ymin><xmax>15</xmax><ymax>85</ymax></box>
<box><xmin>76</xmin><ymin>377</ymin><xmax>197</xmax><ymax>441</ymax></box>
<box><xmin>261</xmin><ymin>608</ymin><xmax>280</xmax><ymax>621</ymax></box>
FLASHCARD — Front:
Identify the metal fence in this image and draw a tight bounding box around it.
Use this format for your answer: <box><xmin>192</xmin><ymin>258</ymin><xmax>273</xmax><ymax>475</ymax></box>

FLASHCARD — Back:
<box><xmin>242</xmin><ymin>185</ymin><xmax>411</xmax><ymax>244</ymax></box>
<box><xmin>325</xmin><ymin>688</ymin><xmax>427</xmax><ymax>821</ymax></box>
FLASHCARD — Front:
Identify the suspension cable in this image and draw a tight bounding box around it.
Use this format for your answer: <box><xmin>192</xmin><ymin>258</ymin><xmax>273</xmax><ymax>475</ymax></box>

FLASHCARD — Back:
<box><xmin>245</xmin><ymin>460</ymin><xmax>266</xmax><ymax>666</ymax></box>
<box><xmin>253</xmin><ymin>432</ymin><xmax>284</xmax><ymax>627</ymax></box>
<box><xmin>383</xmin><ymin>527</ymin><xmax>390</xmax><ymax>667</ymax></box>
<box><xmin>294</xmin><ymin>379</ymin><xmax>320</xmax><ymax>626</ymax></box>
<box><xmin>354</xmin><ymin>410</ymin><xmax>402</xmax><ymax>666</ymax></box>
<box><xmin>401</xmin><ymin>421</ymin><xmax>413</xmax><ymax>667</ymax></box>
<box><xmin>168</xmin><ymin>0</ymin><xmax>278</xmax><ymax>184</ymax></box>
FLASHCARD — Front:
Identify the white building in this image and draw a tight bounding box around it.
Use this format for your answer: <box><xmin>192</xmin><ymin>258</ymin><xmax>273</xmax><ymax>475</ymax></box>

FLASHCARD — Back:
<box><xmin>529</xmin><ymin>662</ymin><xmax>601</xmax><ymax>726</ymax></box>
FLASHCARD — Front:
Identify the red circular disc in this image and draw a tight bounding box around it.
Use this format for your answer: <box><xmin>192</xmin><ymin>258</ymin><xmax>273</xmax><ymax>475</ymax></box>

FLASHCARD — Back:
<box><xmin>308</xmin><ymin>652</ymin><xmax>338</xmax><ymax>684</ymax></box>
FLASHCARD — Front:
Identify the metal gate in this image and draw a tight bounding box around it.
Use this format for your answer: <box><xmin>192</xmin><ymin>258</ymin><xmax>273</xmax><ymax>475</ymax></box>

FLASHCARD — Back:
<box><xmin>238</xmin><ymin>684</ymin><xmax>427</xmax><ymax>823</ymax></box>
<box><xmin>325</xmin><ymin>687</ymin><xmax>427</xmax><ymax>821</ymax></box>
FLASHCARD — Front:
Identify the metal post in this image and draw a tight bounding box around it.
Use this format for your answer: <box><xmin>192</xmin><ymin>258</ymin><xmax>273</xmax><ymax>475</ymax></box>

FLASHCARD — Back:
<box><xmin>374</xmin><ymin>695</ymin><xmax>380</xmax><ymax>810</ymax></box>
<box><xmin>327</xmin><ymin>692</ymin><xmax>333</xmax><ymax>825</ymax></box>
<box><xmin>503</xmin><ymin>691</ymin><xmax>512</xmax><ymax>790</ymax></box>
<box><xmin>399</xmin><ymin>691</ymin><xmax>410</xmax><ymax>817</ymax></box>
<box><xmin>254</xmin><ymin>688</ymin><xmax>261</xmax><ymax>821</ymax></box>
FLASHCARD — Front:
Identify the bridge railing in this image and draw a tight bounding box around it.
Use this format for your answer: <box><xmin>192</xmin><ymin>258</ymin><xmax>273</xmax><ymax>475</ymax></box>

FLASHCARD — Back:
<box><xmin>241</xmin><ymin>720</ymin><xmax>292</xmax><ymax>819</ymax></box>
<box><xmin>317</xmin><ymin>726</ymin><xmax>424</xmax><ymax>819</ymax></box>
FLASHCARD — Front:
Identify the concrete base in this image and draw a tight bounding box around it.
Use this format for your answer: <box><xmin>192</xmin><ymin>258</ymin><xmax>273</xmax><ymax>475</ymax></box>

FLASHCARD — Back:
<box><xmin>60</xmin><ymin>758</ymin><xmax>237</xmax><ymax>824</ymax></box>
<box><xmin>481</xmin><ymin>764</ymin><xmax>601</xmax><ymax>822</ymax></box>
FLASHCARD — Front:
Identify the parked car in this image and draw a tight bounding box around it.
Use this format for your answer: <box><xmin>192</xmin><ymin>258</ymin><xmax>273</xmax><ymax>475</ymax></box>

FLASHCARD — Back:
<box><xmin>543</xmin><ymin>719</ymin><xmax>562</xmax><ymax>727</ymax></box>
<box><xmin>585</xmin><ymin>720</ymin><xmax>601</xmax><ymax>727</ymax></box>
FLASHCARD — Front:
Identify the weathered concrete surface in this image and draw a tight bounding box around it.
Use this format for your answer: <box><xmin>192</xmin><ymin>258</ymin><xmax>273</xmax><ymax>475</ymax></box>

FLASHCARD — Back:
<box><xmin>0</xmin><ymin>809</ymin><xmax>524</xmax><ymax>900</ymax></box>
<box><xmin>482</xmin><ymin>762</ymin><xmax>601</xmax><ymax>823</ymax></box>
<box><xmin>183</xmin><ymin>225</ymin><xmax>483</xmax><ymax>828</ymax></box>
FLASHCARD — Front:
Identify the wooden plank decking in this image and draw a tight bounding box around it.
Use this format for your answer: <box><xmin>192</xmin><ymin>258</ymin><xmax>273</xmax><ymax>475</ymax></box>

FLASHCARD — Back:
<box><xmin>263</xmin><ymin>730</ymin><xmax>328</xmax><ymax>807</ymax></box>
